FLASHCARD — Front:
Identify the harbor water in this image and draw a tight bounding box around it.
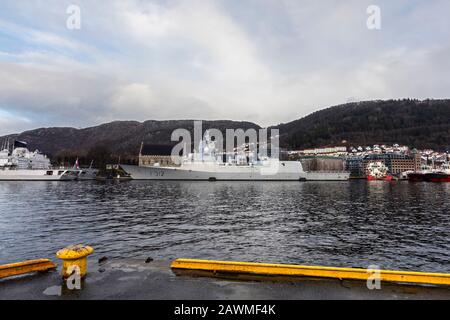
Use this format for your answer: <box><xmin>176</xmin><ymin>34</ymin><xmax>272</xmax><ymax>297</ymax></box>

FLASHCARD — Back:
<box><xmin>0</xmin><ymin>180</ymin><xmax>449</xmax><ymax>273</ymax></box>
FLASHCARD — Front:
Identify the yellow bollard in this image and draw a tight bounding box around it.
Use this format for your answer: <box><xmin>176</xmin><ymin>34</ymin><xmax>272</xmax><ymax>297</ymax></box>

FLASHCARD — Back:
<box><xmin>56</xmin><ymin>244</ymin><xmax>94</xmax><ymax>278</ymax></box>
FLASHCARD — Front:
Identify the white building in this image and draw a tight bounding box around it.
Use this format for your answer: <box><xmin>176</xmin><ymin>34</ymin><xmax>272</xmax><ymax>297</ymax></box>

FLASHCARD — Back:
<box><xmin>297</xmin><ymin>146</ymin><xmax>347</xmax><ymax>157</ymax></box>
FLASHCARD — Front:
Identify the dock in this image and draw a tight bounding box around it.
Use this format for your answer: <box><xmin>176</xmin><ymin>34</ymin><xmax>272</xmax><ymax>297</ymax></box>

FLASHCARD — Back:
<box><xmin>1</xmin><ymin>259</ymin><xmax>449</xmax><ymax>300</ymax></box>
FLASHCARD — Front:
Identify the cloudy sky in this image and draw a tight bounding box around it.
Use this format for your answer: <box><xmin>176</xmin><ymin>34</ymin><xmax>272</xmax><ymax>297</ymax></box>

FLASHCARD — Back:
<box><xmin>0</xmin><ymin>0</ymin><xmax>449</xmax><ymax>135</ymax></box>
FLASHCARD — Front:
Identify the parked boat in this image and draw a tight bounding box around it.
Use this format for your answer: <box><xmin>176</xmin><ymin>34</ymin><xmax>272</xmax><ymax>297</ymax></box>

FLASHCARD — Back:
<box><xmin>0</xmin><ymin>140</ymin><xmax>79</xmax><ymax>181</ymax></box>
<box><xmin>408</xmin><ymin>163</ymin><xmax>450</xmax><ymax>182</ymax></box>
<box><xmin>426</xmin><ymin>172</ymin><xmax>450</xmax><ymax>182</ymax></box>
<box><xmin>408</xmin><ymin>165</ymin><xmax>434</xmax><ymax>182</ymax></box>
<box><xmin>0</xmin><ymin>169</ymin><xmax>79</xmax><ymax>181</ymax></box>
<box><xmin>366</xmin><ymin>161</ymin><xmax>393</xmax><ymax>181</ymax></box>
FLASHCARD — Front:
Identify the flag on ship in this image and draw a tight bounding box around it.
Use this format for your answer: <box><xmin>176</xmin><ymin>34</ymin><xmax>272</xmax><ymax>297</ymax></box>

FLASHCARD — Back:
<box><xmin>74</xmin><ymin>158</ymin><xmax>80</xmax><ymax>169</ymax></box>
<box><xmin>14</xmin><ymin>140</ymin><xmax>27</xmax><ymax>149</ymax></box>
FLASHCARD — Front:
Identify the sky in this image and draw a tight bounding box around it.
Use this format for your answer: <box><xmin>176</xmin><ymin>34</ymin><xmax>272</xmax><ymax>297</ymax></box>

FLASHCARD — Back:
<box><xmin>0</xmin><ymin>0</ymin><xmax>450</xmax><ymax>135</ymax></box>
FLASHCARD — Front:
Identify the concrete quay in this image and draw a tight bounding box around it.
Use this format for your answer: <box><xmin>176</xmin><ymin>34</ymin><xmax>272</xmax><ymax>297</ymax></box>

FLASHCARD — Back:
<box><xmin>1</xmin><ymin>259</ymin><xmax>449</xmax><ymax>300</ymax></box>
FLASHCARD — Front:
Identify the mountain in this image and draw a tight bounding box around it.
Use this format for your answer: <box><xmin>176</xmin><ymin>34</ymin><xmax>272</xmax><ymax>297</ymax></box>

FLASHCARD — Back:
<box><xmin>1</xmin><ymin>99</ymin><xmax>450</xmax><ymax>167</ymax></box>
<box><xmin>2</xmin><ymin>120</ymin><xmax>260</xmax><ymax>166</ymax></box>
<box><xmin>273</xmin><ymin>99</ymin><xmax>450</xmax><ymax>151</ymax></box>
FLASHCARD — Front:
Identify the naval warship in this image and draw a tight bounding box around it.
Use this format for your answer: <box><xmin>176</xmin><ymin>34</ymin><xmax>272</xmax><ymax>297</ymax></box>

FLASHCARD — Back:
<box><xmin>121</xmin><ymin>132</ymin><xmax>349</xmax><ymax>181</ymax></box>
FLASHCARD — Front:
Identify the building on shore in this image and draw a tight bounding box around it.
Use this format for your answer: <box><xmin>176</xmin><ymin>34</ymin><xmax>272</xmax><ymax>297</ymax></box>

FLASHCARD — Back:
<box><xmin>138</xmin><ymin>143</ymin><xmax>180</xmax><ymax>167</ymax></box>
<box><xmin>300</xmin><ymin>156</ymin><xmax>346</xmax><ymax>172</ymax></box>
<box><xmin>346</xmin><ymin>156</ymin><xmax>365</xmax><ymax>178</ymax></box>
<box><xmin>290</xmin><ymin>146</ymin><xmax>348</xmax><ymax>158</ymax></box>
<box><xmin>288</xmin><ymin>143</ymin><xmax>445</xmax><ymax>178</ymax></box>
<box><xmin>288</xmin><ymin>146</ymin><xmax>348</xmax><ymax>172</ymax></box>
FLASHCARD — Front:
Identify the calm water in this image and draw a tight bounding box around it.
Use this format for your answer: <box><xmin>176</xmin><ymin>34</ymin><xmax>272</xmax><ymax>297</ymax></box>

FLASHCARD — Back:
<box><xmin>0</xmin><ymin>181</ymin><xmax>449</xmax><ymax>272</ymax></box>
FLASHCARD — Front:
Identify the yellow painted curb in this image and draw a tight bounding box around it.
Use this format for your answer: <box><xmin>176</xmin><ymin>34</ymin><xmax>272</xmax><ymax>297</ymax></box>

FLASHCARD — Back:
<box><xmin>0</xmin><ymin>259</ymin><xmax>56</xmax><ymax>279</ymax></box>
<box><xmin>171</xmin><ymin>259</ymin><xmax>450</xmax><ymax>286</ymax></box>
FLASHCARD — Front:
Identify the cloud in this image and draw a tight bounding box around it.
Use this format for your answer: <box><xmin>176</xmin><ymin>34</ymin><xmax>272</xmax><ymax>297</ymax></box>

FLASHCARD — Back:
<box><xmin>0</xmin><ymin>61</ymin><xmax>116</xmax><ymax>123</ymax></box>
<box><xmin>109</xmin><ymin>83</ymin><xmax>214</xmax><ymax>120</ymax></box>
<box><xmin>0</xmin><ymin>109</ymin><xmax>31</xmax><ymax>136</ymax></box>
<box><xmin>0</xmin><ymin>0</ymin><xmax>449</xmax><ymax>135</ymax></box>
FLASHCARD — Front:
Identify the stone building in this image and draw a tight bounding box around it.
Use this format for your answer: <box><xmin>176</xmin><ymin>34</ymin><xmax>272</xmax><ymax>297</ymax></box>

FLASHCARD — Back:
<box><xmin>300</xmin><ymin>156</ymin><xmax>346</xmax><ymax>172</ymax></box>
<box><xmin>138</xmin><ymin>143</ymin><xmax>180</xmax><ymax>167</ymax></box>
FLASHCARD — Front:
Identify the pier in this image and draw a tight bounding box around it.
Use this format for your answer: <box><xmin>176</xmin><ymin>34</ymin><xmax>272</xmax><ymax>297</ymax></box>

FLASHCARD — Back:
<box><xmin>1</xmin><ymin>259</ymin><xmax>449</xmax><ymax>300</ymax></box>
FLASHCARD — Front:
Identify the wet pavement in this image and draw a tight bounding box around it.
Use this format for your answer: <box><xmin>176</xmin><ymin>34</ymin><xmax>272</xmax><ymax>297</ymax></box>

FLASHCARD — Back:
<box><xmin>0</xmin><ymin>259</ymin><xmax>449</xmax><ymax>300</ymax></box>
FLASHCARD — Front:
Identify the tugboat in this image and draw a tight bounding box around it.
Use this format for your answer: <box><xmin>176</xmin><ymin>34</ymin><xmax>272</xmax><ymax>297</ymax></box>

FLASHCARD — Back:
<box><xmin>366</xmin><ymin>161</ymin><xmax>393</xmax><ymax>181</ymax></box>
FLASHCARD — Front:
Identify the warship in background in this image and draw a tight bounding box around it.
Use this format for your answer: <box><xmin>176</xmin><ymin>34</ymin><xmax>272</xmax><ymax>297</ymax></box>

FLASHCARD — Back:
<box><xmin>0</xmin><ymin>140</ymin><xmax>79</xmax><ymax>181</ymax></box>
<box><xmin>121</xmin><ymin>132</ymin><xmax>350</xmax><ymax>181</ymax></box>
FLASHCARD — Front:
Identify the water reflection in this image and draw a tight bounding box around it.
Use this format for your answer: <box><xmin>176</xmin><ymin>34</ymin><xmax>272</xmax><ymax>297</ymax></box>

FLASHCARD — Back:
<box><xmin>0</xmin><ymin>180</ymin><xmax>448</xmax><ymax>272</ymax></box>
